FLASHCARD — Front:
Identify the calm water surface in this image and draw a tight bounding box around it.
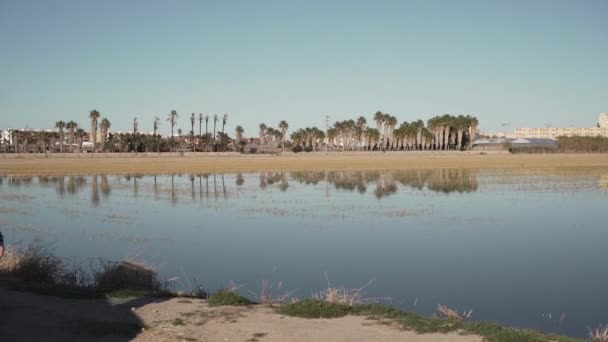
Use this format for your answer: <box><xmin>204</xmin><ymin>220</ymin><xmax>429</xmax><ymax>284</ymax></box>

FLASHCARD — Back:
<box><xmin>1</xmin><ymin>169</ymin><xmax>607</xmax><ymax>337</ymax></box>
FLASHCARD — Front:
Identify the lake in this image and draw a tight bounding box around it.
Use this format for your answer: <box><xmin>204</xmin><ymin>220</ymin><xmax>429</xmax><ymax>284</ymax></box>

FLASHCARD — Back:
<box><xmin>1</xmin><ymin>168</ymin><xmax>607</xmax><ymax>337</ymax></box>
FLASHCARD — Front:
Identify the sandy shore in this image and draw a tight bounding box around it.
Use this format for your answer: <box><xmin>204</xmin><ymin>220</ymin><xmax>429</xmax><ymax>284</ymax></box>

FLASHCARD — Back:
<box><xmin>0</xmin><ymin>286</ymin><xmax>480</xmax><ymax>342</ymax></box>
<box><xmin>1</xmin><ymin>152</ymin><xmax>608</xmax><ymax>176</ymax></box>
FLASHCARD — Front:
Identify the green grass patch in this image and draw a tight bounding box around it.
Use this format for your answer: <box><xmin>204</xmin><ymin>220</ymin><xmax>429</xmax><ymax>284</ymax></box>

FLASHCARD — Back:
<box><xmin>208</xmin><ymin>289</ymin><xmax>254</xmax><ymax>306</ymax></box>
<box><xmin>276</xmin><ymin>300</ymin><xmax>583</xmax><ymax>342</ymax></box>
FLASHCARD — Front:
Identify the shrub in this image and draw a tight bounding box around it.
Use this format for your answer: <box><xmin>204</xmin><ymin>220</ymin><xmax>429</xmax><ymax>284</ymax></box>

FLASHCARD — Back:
<box><xmin>208</xmin><ymin>289</ymin><xmax>254</xmax><ymax>306</ymax></box>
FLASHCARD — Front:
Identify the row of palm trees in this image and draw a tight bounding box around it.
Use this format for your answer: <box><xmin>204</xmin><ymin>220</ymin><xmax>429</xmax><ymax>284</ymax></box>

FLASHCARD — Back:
<box><xmin>320</xmin><ymin>112</ymin><xmax>479</xmax><ymax>151</ymax></box>
<box><xmin>276</xmin><ymin>112</ymin><xmax>479</xmax><ymax>152</ymax></box>
<box><xmin>4</xmin><ymin>109</ymin><xmax>478</xmax><ymax>153</ymax></box>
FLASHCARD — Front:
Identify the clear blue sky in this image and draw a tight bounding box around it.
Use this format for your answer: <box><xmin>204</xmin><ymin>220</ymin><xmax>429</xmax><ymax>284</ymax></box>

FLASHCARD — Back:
<box><xmin>1</xmin><ymin>0</ymin><xmax>607</xmax><ymax>136</ymax></box>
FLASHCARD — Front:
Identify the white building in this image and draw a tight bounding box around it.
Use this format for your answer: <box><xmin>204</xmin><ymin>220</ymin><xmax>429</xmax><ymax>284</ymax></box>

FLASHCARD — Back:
<box><xmin>1</xmin><ymin>129</ymin><xmax>12</xmax><ymax>145</ymax></box>
<box><xmin>514</xmin><ymin>113</ymin><xmax>608</xmax><ymax>139</ymax></box>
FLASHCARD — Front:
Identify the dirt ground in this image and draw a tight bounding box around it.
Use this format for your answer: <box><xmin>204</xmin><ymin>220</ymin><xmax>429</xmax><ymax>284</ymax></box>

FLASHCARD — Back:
<box><xmin>0</xmin><ymin>286</ymin><xmax>481</xmax><ymax>342</ymax></box>
<box><xmin>1</xmin><ymin>152</ymin><xmax>608</xmax><ymax>176</ymax></box>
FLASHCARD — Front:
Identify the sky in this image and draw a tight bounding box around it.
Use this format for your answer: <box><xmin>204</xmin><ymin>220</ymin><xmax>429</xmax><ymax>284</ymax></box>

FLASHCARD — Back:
<box><xmin>1</xmin><ymin>0</ymin><xmax>607</xmax><ymax>136</ymax></box>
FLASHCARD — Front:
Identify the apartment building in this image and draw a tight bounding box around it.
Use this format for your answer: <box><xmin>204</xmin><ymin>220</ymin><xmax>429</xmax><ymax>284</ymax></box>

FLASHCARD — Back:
<box><xmin>514</xmin><ymin>113</ymin><xmax>608</xmax><ymax>139</ymax></box>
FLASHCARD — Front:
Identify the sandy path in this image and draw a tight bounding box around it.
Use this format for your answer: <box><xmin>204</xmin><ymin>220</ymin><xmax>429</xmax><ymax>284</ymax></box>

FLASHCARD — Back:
<box><xmin>0</xmin><ymin>284</ymin><xmax>481</xmax><ymax>342</ymax></box>
<box><xmin>133</xmin><ymin>298</ymin><xmax>482</xmax><ymax>342</ymax></box>
<box><xmin>2</xmin><ymin>153</ymin><xmax>608</xmax><ymax>176</ymax></box>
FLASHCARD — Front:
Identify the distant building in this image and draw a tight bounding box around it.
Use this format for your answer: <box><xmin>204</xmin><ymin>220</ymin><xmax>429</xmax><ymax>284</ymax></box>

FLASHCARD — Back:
<box><xmin>515</xmin><ymin>113</ymin><xmax>608</xmax><ymax>139</ymax></box>
<box><xmin>1</xmin><ymin>129</ymin><xmax>12</xmax><ymax>145</ymax></box>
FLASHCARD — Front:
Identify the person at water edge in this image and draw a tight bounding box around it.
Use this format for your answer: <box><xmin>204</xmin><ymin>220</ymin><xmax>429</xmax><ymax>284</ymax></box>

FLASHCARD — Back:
<box><xmin>0</xmin><ymin>232</ymin><xmax>4</xmax><ymax>257</ymax></box>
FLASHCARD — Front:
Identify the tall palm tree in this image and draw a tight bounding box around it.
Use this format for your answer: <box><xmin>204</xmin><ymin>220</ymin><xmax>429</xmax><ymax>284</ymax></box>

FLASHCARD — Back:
<box><xmin>213</xmin><ymin>114</ymin><xmax>218</xmax><ymax>149</ymax></box>
<box><xmin>373</xmin><ymin>111</ymin><xmax>385</xmax><ymax>149</ymax></box>
<box><xmin>75</xmin><ymin>128</ymin><xmax>85</xmax><ymax>151</ymax></box>
<box><xmin>89</xmin><ymin>110</ymin><xmax>100</xmax><ymax>151</ymax></box>
<box><xmin>221</xmin><ymin>114</ymin><xmax>228</xmax><ymax>151</ymax></box>
<box><xmin>198</xmin><ymin>113</ymin><xmax>203</xmax><ymax>151</ymax></box>
<box><xmin>467</xmin><ymin>115</ymin><xmax>479</xmax><ymax>149</ymax></box>
<box><xmin>259</xmin><ymin>123</ymin><xmax>267</xmax><ymax>144</ymax></box>
<box><xmin>153</xmin><ymin>116</ymin><xmax>160</xmax><ymax>152</ymax></box>
<box><xmin>235</xmin><ymin>125</ymin><xmax>244</xmax><ymax>151</ymax></box>
<box><xmin>385</xmin><ymin>115</ymin><xmax>398</xmax><ymax>150</ymax></box>
<box><xmin>356</xmin><ymin>116</ymin><xmax>366</xmax><ymax>149</ymax></box>
<box><xmin>278</xmin><ymin>120</ymin><xmax>289</xmax><ymax>151</ymax></box>
<box><xmin>454</xmin><ymin>115</ymin><xmax>468</xmax><ymax>150</ymax></box>
<box><xmin>100</xmin><ymin>118</ymin><xmax>111</xmax><ymax>151</ymax></box>
<box><xmin>66</xmin><ymin>121</ymin><xmax>78</xmax><ymax>152</ymax></box>
<box><xmin>190</xmin><ymin>113</ymin><xmax>196</xmax><ymax>151</ymax></box>
<box><xmin>167</xmin><ymin>110</ymin><xmax>178</xmax><ymax>152</ymax></box>
<box><xmin>55</xmin><ymin>120</ymin><xmax>66</xmax><ymax>152</ymax></box>
<box><xmin>203</xmin><ymin>115</ymin><xmax>209</xmax><ymax>151</ymax></box>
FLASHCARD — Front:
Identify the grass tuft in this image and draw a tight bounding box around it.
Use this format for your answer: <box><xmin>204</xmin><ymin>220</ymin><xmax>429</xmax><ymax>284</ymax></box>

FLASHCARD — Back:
<box><xmin>434</xmin><ymin>304</ymin><xmax>472</xmax><ymax>321</ymax></box>
<box><xmin>208</xmin><ymin>289</ymin><xmax>254</xmax><ymax>306</ymax></box>
<box><xmin>589</xmin><ymin>324</ymin><xmax>608</xmax><ymax>342</ymax></box>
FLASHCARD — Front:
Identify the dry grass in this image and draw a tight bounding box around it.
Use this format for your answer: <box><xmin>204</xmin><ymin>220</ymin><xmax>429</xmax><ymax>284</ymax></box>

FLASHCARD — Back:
<box><xmin>248</xmin><ymin>280</ymin><xmax>295</xmax><ymax>305</ymax></box>
<box><xmin>589</xmin><ymin>324</ymin><xmax>608</xmax><ymax>342</ymax></box>
<box><xmin>2</xmin><ymin>153</ymin><xmax>608</xmax><ymax>176</ymax></box>
<box><xmin>434</xmin><ymin>304</ymin><xmax>473</xmax><ymax>321</ymax></box>
<box><xmin>0</xmin><ymin>245</ymin><xmax>21</xmax><ymax>272</ymax></box>
<box><xmin>312</xmin><ymin>274</ymin><xmax>383</xmax><ymax>306</ymax></box>
<box><xmin>0</xmin><ymin>242</ymin><xmax>161</xmax><ymax>293</ymax></box>
<box><xmin>1</xmin><ymin>241</ymin><xmax>64</xmax><ymax>284</ymax></box>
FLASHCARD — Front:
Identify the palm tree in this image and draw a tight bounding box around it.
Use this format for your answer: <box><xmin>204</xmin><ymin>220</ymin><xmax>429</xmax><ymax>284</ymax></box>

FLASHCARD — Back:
<box><xmin>385</xmin><ymin>115</ymin><xmax>398</xmax><ymax>150</ymax></box>
<box><xmin>204</xmin><ymin>115</ymin><xmax>210</xmax><ymax>149</ymax></box>
<box><xmin>75</xmin><ymin>128</ymin><xmax>85</xmax><ymax>151</ymax></box>
<box><xmin>467</xmin><ymin>115</ymin><xmax>479</xmax><ymax>149</ymax></box>
<box><xmin>190</xmin><ymin>113</ymin><xmax>196</xmax><ymax>151</ymax></box>
<box><xmin>278</xmin><ymin>120</ymin><xmax>289</xmax><ymax>151</ymax></box>
<box><xmin>356</xmin><ymin>116</ymin><xmax>366</xmax><ymax>149</ymax></box>
<box><xmin>153</xmin><ymin>116</ymin><xmax>160</xmax><ymax>152</ymax></box>
<box><xmin>235</xmin><ymin>125</ymin><xmax>244</xmax><ymax>151</ymax></box>
<box><xmin>454</xmin><ymin>115</ymin><xmax>468</xmax><ymax>150</ymax></box>
<box><xmin>373</xmin><ymin>111</ymin><xmax>385</xmax><ymax>149</ymax></box>
<box><xmin>213</xmin><ymin>114</ymin><xmax>218</xmax><ymax>150</ymax></box>
<box><xmin>89</xmin><ymin>110</ymin><xmax>100</xmax><ymax>151</ymax></box>
<box><xmin>167</xmin><ymin>110</ymin><xmax>178</xmax><ymax>152</ymax></box>
<box><xmin>100</xmin><ymin>118</ymin><xmax>111</xmax><ymax>151</ymax></box>
<box><xmin>221</xmin><ymin>114</ymin><xmax>228</xmax><ymax>151</ymax></box>
<box><xmin>66</xmin><ymin>121</ymin><xmax>77</xmax><ymax>152</ymax></box>
<box><xmin>55</xmin><ymin>120</ymin><xmax>66</xmax><ymax>152</ymax></box>
<box><xmin>198</xmin><ymin>113</ymin><xmax>203</xmax><ymax>151</ymax></box>
<box><xmin>259</xmin><ymin>123</ymin><xmax>267</xmax><ymax>144</ymax></box>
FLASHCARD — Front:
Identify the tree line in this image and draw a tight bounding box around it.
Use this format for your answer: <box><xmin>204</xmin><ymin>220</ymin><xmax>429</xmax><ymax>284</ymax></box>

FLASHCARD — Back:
<box><xmin>2</xmin><ymin>109</ymin><xmax>479</xmax><ymax>153</ymax></box>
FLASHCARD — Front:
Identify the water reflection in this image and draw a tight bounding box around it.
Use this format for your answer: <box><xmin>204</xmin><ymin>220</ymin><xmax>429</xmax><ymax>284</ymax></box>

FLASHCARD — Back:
<box><xmin>1</xmin><ymin>170</ymin><xmax>480</xmax><ymax>205</ymax></box>
<box><xmin>6</xmin><ymin>170</ymin><xmax>607</xmax><ymax>207</ymax></box>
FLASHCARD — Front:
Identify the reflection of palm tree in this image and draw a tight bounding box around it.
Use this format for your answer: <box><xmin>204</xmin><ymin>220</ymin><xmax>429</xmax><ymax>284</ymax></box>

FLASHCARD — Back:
<box><xmin>221</xmin><ymin>174</ymin><xmax>227</xmax><ymax>199</ymax></box>
<box><xmin>57</xmin><ymin>176</ymin><xmax>65</xmax><ymax>197</ymax></box>
<box><xmin>153</xmin><ymin>176</ymin><xmax>159</xmax><ymax>200</ymax></box>
<box><xmin>91</xmin><ymin>176</ymin><xmax>99</xmax><ymax>206</ymax></box>
<box><xmin>212</xmin><ymin>173</ymin><xmax>218</xmax><ymax>200</ymax></box>
<box><xmin>259</xmin><ymin>173</ymin><xmax>267</xmax><ymax>189</ymax></box>
<box><xmin>67</xmin><ymin>176</ymin><xmax>76</xmax><ymax>194</ymax></box>
<box><xmin>190</xmin><ymin>174</ymin><xmax>195</xmax><ymax>200</ymax></box>
<box><xmin>280</xmin><ymin>173</ymin><xmax>289</xmax><ymax>191</ymax></box>
<box><xmin>204</xmin><ymin>174</ymin><xmax>209</xmax><ymax>200</ymax></box>
<box><xmin>171</xmin><ymin>175</ymin><xmax>177</xmax><ymax>206</ymax></box>
<box><xmin>236</xmin><ymin>173</ymin><xmax>244</xmax><ymax>186</ymax></box>
<box><xmin>133</xmin><ymin>176</ymin><xmax>139</xmax><ymax>198</ymax></box>
<box><xmin>101</xmin><ymin>176</ymin><xmax>110</xmax><ymax>196</ymax></box>
<box><xmin>198</xmin><ymin>174</ymin><xmax>203</xmax><ymax>203</ymax></box>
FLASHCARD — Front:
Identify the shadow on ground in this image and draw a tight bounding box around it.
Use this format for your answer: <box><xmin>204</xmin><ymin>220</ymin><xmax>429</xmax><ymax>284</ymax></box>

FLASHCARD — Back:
<box><xmin>0</xmin><ymin>271</ymin><xmax>167</xmax><ymax>342</ymax></box>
